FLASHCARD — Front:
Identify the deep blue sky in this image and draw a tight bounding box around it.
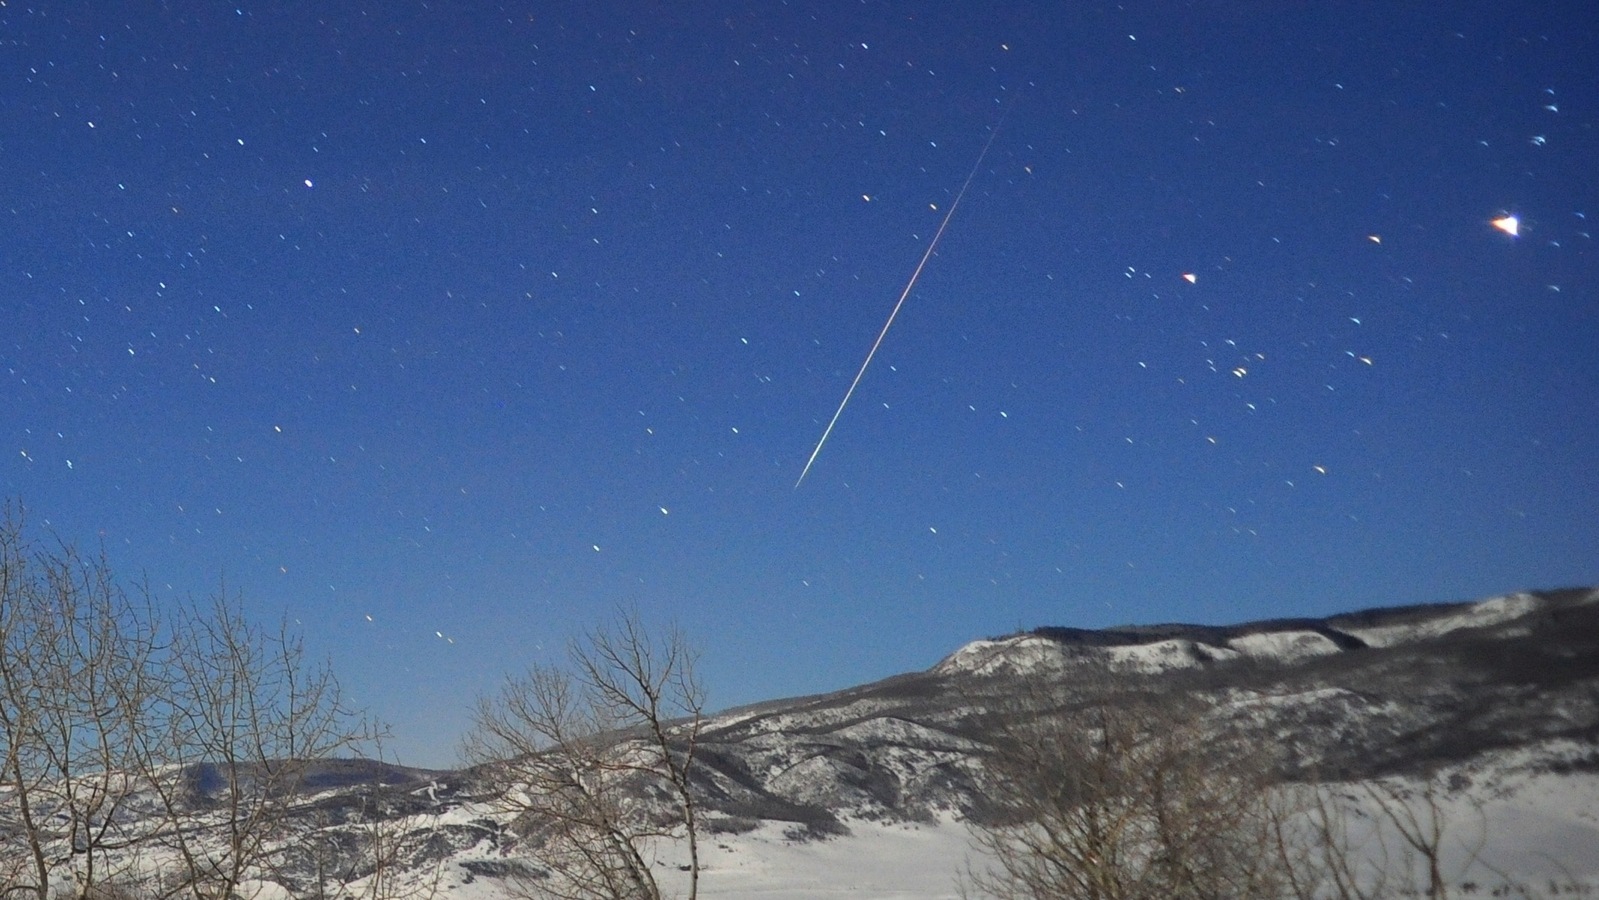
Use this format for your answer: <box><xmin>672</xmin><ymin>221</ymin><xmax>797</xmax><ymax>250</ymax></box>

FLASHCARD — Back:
<box><xmin>5</xmin><ymin>2</ymin><xmax>1595</xmax><ymax>767</ymax></box>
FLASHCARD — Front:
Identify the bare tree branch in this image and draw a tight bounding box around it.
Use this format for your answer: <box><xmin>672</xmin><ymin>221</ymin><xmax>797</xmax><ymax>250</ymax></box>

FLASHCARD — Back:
<box><xmin>1</xmin><ymin>508</ymin><xmax>382</xmax><ymax>900</ymax></box>
<box><xmin>462</xmin><ymin>608</ymin><xmax>704</xmax><ymax>900</ymax></box>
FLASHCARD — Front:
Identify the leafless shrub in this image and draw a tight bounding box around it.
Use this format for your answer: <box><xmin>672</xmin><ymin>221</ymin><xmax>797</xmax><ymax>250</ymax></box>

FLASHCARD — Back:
<box><xmin>961</xmin><ymin>664</ymin><xmax>1558</xmax><ymax>900</ymax></box>
<box><xmin>462</xmin><ymin>609</ymin><xmax>704</xmax><ymax>900</ymax></box>
<box><xmin>961</xmin><ymin>673</ymin><xmax>1291</xmax><ymax>899</ymax></box>
<box><xmin>1280</xmin><ymin>771</ymin><xmax>1524</xmax><ymax>900</ymax></box>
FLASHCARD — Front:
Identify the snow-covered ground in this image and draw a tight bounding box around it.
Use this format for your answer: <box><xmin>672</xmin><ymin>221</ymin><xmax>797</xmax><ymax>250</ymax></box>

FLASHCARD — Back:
<box><xmin>700</xmin><ymin>765</ymin><xmax>1599</xmax><ymax>897</ymax></box>
<box><xmin>1467</xmin><ymin>772</ymin><xmax>1599</xmax><ymax>884</ymax></box>
<box><xmin>399</xmin><ymin>815</ymin><xmax>979</xmax><ymax>900</ymax></box>
<box><xmin>407</xmin><ymin>748</ymin><xmax>1598</xmax><ymax>899</ymax></box>
<box><xmin>695</xmin><ymin>818</ymin><xmax>976</xmax><ymax>899</ymax></box>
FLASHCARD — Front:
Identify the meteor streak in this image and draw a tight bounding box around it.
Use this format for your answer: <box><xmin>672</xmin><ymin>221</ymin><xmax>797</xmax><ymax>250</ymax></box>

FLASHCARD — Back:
<box><xmin>795</xmin><ymin>105</ymin><xmax>1011</xmax><ymax>488</ymax></box>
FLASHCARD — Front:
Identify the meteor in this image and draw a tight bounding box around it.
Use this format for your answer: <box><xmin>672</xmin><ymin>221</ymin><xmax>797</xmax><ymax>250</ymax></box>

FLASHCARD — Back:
<box><xmin>795</xmin><ymin>106</ymin><xmax>1010</xmax><ymax>488</ymax></box>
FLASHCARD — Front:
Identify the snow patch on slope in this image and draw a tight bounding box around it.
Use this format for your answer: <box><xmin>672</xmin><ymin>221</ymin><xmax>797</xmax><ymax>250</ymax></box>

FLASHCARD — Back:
<box><xmin>725</xmin><ymin>695</ymin><xmax>904</xmax><ymax>735</ymax></box>
<box><xmin>934</xmin><ymin>634</ymin><xmax>1072</xmax><ymax>677</ymax></box>
<box><xmin>1227</xmin><ymin>630</ymin><xmax>1343</xmax><ymax>661</ymax></box>
<box><xmin>940</xmin><ymin>629</ymin><xmax>1343</xmax><ymax>677</ymax></box>
<box><xmin>1344</xmin><ymin>592</ymin><xmax>1543</xmax><ymax>647</ymax></box>
<box><xmin>1107</xmin><ymin>638</ymin><xmax>1239</xmax><ymax>672</ymax></box>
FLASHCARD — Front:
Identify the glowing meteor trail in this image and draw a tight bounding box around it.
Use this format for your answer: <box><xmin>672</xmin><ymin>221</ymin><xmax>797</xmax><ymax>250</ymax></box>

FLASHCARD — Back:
<box><xmin>795</xmin><ymin>108</ymin><xmax>1009</xmax><ymax>488</ymax></box>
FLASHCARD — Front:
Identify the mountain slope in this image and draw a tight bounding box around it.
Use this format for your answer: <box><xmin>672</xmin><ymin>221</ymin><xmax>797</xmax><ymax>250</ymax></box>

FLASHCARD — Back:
<box><xmin>681</xmin><ymin>586</ymin><xmax>1599</xmax><ymax>829</ymax></box>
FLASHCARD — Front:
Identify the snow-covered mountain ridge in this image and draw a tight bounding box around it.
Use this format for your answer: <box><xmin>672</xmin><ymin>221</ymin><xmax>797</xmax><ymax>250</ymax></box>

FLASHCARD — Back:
<box><xmin>688</xmin><ymin>586</ymin><xmax>1599</xmax><ymax>819</ymax></box>
<box><xmin>936</xmin><ymin>588</ymin><xmax>1581</xmax><ymax>676</ymax></box>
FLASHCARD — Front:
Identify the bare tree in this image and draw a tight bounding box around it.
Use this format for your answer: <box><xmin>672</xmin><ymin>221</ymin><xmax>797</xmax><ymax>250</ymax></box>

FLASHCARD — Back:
<box><xmin>134</xmin><ymin>593</ymin><xmax>377</xmax><ymax>900</ymax></box>
<box><xmin>1363</xmin><ymin>776</ymin><xmax>1463</xmax><ymax>900</ymax></box>
<box><xmin>1274</xmin><ymin>771</ymin><xmax>1509</xmax><ymax>900</ymax></box>
<box><xmin>0</xmin><ymin>509</ymin><xmax>380</xmax><ymax>900</ymax></box>
<box><xmin>462</xmin><ymin>609</ymin><xmax>704</xmax><ymax>900</ymax></box>
<box><xmin>0</xmin><ymin>511</ymin><xmax>162</xmax><ymax>900</ymax></box>
<box><xmin>962</xmin><ymin>676</ymin><xmax>1290</xmax><ymax>900</ymax></box>
<box><xmin>294</xmin><ymin>766</ymin><xmax>447</xmax><ymax>900</ymax></box>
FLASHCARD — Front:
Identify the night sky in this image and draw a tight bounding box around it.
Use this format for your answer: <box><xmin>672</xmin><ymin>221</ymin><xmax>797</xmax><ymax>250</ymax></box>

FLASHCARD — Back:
<box><xmin>6</xmin><ymin>2</ymin><xmax>1596</xmax><ymax>767</ymax></box>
